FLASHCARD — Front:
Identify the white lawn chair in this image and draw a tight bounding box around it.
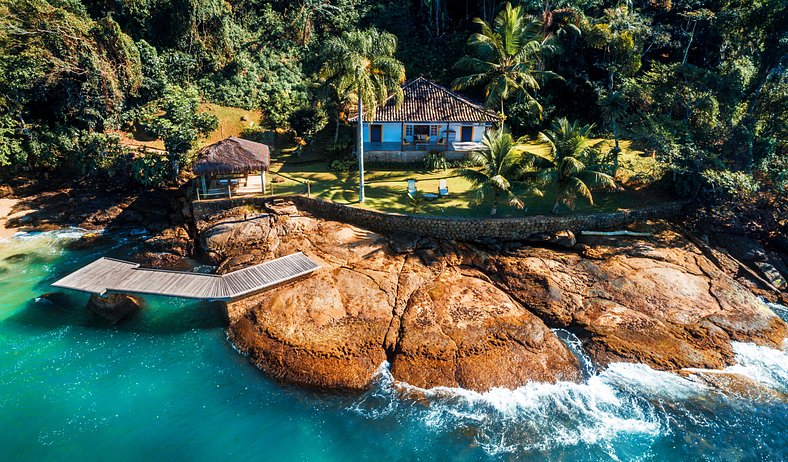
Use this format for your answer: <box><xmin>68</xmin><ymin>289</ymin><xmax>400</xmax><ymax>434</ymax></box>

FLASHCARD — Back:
<box><xmin>407</xmin><ymin>179</ymin><xmax>417</xmax><ymax>196</ymax></box>
<box><xmin>438</xmin><ymin>179</ymin><xmax>449</xmax><ymax>197</ymax></box>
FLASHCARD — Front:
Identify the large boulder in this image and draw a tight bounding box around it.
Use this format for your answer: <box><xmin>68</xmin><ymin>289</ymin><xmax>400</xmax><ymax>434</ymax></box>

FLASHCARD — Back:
<box><xmin>144</xmin><ymin>226</ymin><xmax>191</xmax><ymax>256</ymax></box>
<box><xmin>87</xmin><ymin>293</ymin><xmax>144</xmax><ymax>323</ymax></box>
<box><xmin>222</xmin><ymin>209</ymin><xmax>584</xmax><ymax>392</ymax></box>
<box><xmin>389</xmin><ymin>270</ymin><xmax>581</xmax><ymax>390</ymax></box>
<box><xmin>229</xmin><ymin>267</ymin><xmax>395</xmax><ymax>390</ymax></box>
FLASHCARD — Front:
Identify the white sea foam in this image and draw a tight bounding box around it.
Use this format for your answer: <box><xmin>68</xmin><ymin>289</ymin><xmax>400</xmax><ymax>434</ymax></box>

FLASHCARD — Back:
<box><xmin>723</xmin><ymin>341</ymin><xmax>788</xmax><ymax>393</ymax></box>
<box><xmin>351</xmin><ymin>333</ymin><xmax>788</xmax><ymax>458</ymax></box>
<box><xmin>11</xmin><ymin>227</ymin><xmax>88</xmax><ymax>241</ymax></box>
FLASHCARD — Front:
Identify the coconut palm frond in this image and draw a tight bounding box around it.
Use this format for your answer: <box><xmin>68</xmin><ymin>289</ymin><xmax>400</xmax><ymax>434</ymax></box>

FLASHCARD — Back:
<box><xmin>580</xmin><ymin>169</ymin><xmax>616</xmax><ymax>189</ymax></box>
<box><xmin>565</xmin><ymin>176</ymin><xmax>594</xmax><ymax>204</ymax></box>
<box><xmin>458</xmin><ymin>168</ymin><xmax>489</xmax><ymax>186</ymax></box>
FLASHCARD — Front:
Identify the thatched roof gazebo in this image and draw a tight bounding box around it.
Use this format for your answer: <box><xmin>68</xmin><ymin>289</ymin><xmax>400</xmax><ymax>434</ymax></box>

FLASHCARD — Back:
<box><xmin>193</xmin><ymin>137</ymin><xmax>271</xmax><ymax>199</ymax></box>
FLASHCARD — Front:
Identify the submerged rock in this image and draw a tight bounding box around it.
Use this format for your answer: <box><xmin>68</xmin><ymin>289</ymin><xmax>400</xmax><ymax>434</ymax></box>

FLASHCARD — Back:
<box><xmin>682</xmin><ymin>370</ymin><xmax>788</xmax><ymax>402</ymax></box>
<box><xmin>4</xmin><ymin>253</ymin><xmax>29</xmax><ymax>263</ymax></box>
<box><xmin>65</xmin><ymin>232</ymin><xmax>110</xmax><ymax>250</ymax></box>
<box><xmin>87</xmin><ymin>293</ymin><xmax>144</xmax><ymax>323</ymax></box>
<box><xmin>209</xmin><ymin>201</ymin><xmax>788</xmax><ymax>392</ymax></box>
<box><xmin>37</xmin><ymin>291</ymin><xmax>72</xmax><ymax>306</ymax></box>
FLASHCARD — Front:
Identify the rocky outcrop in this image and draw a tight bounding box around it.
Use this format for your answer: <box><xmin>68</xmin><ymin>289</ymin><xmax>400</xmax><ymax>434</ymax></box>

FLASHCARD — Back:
<box><xmin>389</xmin><ymin>269</ymin><xmax>581</xmax><ymax>390</ymax></box>
<box><xmin>489</xmin><ymin>229</ymin><xmax>786</xmax><ymax>370</ymax></box>
<box><xmin>87</xmin><ymin>293</ymin><xmax>144</xmax><ymax>323</ymax></box>
<box><xmin>0</xmin><ymin>185</ymin><xmax>13</xmax><ymax>198</ymax></box>
<box><xmin>209</xmin><ymin>201</ymin><xmax>787</xmax><ymax>393</ymax></box>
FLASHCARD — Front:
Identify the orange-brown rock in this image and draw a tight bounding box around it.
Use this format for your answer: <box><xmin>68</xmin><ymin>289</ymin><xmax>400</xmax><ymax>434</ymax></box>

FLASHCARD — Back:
<box><xmin>221</xmin><ymin>210</ymin><xmax>583</xmax><ymax>392</ymax></box>
<box><xmin>489</xmin><ymin>228</ymin><xmax>787</xmax><ymax>370</ymax></box>
<box><xmin>87</xmin><ymin>293</ymin><xmax>144</xmax><ymax>323</ymax></box>
<box><xmin>389</xmin><ymin>269</ymin><xmax>581</xmax><ymax>390</ymax></box>
<box><xmin>209</xmin><ymin>203</ymin><xmax>788</xmax><ymax>392</ymax></box>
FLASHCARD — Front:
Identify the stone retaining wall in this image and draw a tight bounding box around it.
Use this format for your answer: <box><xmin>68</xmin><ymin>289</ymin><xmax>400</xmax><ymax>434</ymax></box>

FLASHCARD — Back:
<box><xmin>192</xmin><ymin>195</ymin><xmax>690</xmax><ymax>241</ymax></box>
<box><xmin>365</xmin><ymin>150</ymin><xmax>470</xmax><ymax>163</ymax></box>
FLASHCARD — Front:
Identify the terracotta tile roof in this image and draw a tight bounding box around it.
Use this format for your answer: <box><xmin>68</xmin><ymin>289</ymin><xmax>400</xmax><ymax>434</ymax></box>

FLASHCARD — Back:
<box><xmin>349</xmin><ymin>77</ymin><xmax>498</xmax><ymax>123</ymax></box>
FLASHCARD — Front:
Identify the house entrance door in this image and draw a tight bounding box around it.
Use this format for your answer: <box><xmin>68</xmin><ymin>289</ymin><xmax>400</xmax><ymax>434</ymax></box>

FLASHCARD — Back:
<box><xmin>370</xmin><ymin>124</ymin><xmax>383</xmax><ymax>143</ymax></box>
<box><xmin>461</xmin><ymin>126</ymin><xmax>473</xmax><ymax>142</ymax></box>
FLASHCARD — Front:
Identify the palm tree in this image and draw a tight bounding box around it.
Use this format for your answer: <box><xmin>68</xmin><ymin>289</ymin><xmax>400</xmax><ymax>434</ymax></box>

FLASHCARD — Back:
<box><xmin>459</xmin><ymin>127</ymin><xmax>542</xmax><ymax>215</ymax></box>
<box><xmin>321</xmin><ymin>28</ymin><xmax>405</xmax><ymax>202</ymax></box>
<box><xmin>598</xmin><ymin>89</ymin><xmax>627</xmax><ymax>177</ymax></box>
<box><xmin>293</xmin><ymin>0</ymin><xmax>340</xmax><ymax>47</ymax></box>
<box><xmin>529</xmin><ymin>118</ymin><xmax>616</xmax><ymax>213</ymax></box>
<box><xmin>452</xmin><ymin>2</ymin><xmax>553</xmax><ymax>120</ymax></box>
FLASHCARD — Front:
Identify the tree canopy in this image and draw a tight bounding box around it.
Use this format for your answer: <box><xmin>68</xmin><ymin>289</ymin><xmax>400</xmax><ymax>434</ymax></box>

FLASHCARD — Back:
<box><xmin>0</xmin><ymin>0</ymin><xmax>783</xmax><ymax>205</ymax></box>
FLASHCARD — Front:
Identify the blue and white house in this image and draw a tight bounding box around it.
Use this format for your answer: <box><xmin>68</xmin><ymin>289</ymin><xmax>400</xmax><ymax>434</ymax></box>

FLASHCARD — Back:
<box><xmin>349</xmin><ymin>77</ymin><xmax>498</xmax><ymax>163</ymax></box>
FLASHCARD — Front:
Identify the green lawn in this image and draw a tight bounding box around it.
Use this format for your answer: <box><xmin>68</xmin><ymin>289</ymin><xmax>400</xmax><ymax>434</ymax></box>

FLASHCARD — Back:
<box><xmin>267</xmin><ymin>139</ymin><xmax>670</xmax><ymax>217</ymax></box>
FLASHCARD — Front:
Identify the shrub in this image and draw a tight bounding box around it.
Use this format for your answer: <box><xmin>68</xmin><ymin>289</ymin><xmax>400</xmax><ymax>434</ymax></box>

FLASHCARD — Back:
<box><xmin>130</xmin><ymin>149</ymin><xmax>171</xmax><ymax>187</ymax></box>
<box><xmin>701</xmin><ymin>169</ymin><xmax>760</xmax><ymax>201</ymax></box>
<box><xmin>423</xmin><ymin>150</ymin><xmax>448</xmax><ymax>171</ymax></box>
<box><xmin>240</xmin><ymin>126</ymin><xmax>277</xmax><ymax>145</ymax></box>
<box><xmin>406</xmin><ymin>191</ymin><xmax>425</xmax><ymax>213</ymax></box>
<box><xmin>288</xmin><ymin>107</ymin><xmax>328</xmax><ymax>140</ymax></box>
<box><xmin>326</xmin><ymin>137</ymin><xmax>353</xmax><ymax>161</ymax></box>
<box><xmin>329</xmin><ymin>159</ymin><xmax>358</xmax><ymax>173</ymax></box>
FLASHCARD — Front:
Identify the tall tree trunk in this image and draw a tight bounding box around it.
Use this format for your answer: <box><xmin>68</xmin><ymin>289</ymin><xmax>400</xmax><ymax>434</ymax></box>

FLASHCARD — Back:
<box><xmin>357</xmin><ymin>95</ymin><xmax>366</xmax><ymax>203</ymax></box>
<box><xmin>682</xmin><ymin>20</ymin><xmax>697</xmax><ymax>65</ymax></box>
<box><xmin>612</xmin><ymin>117</ymin><xmax>620</xmax><ymax>177</ymax></box>
<box><xmin>334</xmin><ymin>117</ymin><xmax>340</xmax><ymax>143</ymax></box>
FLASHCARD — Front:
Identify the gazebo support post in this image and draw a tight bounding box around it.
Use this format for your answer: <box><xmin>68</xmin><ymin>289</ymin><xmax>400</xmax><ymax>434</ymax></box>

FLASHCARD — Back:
<box><xmin>200</xmin><ymin>175</ymin><xmax>207</xmax><ymax>196</ymax></box>
<box><xmin>261</xmin><ymin>170</ymin><xmax>267</xmax><ymax>194</ymax></box>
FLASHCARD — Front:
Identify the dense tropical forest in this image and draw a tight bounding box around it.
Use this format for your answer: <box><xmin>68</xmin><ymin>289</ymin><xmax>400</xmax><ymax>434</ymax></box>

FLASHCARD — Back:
<box><xmin>0</xmin><ymin>0</ymin><xmax>785</xmax><ymax>213</ymax></box>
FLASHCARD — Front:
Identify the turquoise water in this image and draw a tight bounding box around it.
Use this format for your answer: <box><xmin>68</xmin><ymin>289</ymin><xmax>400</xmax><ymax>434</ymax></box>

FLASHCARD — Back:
<box><xmin>1</xmin><ymin>231</ymin><xmax>787</xmax><ymax>461</ymax></box>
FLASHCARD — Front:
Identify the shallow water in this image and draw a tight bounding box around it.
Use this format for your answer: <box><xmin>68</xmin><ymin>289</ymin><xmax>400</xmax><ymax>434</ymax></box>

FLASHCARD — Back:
<box><xmin>0</xmin><ymin>231</ymin><xmax>787</xmax><ymax>461</ymax></box>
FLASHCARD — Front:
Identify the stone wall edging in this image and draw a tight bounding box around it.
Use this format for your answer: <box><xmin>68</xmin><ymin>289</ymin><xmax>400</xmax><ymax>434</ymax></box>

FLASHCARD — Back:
<box><xmin>192</xmin><ymin>195</ymin><xmax>690</xmax><ymax>241</ymax></box>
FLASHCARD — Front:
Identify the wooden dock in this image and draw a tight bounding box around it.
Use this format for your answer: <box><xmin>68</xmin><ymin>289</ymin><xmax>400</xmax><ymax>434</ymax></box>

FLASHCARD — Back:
<box><xmin>52</xmin><ymin>252</ymin><xmax>320</xmax><ymax>301</ymax></box>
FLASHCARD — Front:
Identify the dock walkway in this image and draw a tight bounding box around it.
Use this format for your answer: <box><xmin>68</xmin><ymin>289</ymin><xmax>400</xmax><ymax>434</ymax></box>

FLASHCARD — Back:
<box><xmin>52</xmin><ymin>252</ymin><xmax>319</xmax><ymax>301</ymax></box>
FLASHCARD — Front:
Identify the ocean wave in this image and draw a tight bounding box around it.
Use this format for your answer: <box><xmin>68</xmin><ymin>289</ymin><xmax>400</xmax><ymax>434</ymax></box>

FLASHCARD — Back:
<box><xmin>723</xmin><ymin>341</ymin><xmax>788</xmax><ymax>393</ymax></box>
<box><xmin>350</xmin><ymin>335</ymin><xmax>788</xmax><ymax>458</ymax></box>
<box><xmin>10</xmin><ymin>227</ymin><xmax>89</xmax><ymax>241</ymax></box>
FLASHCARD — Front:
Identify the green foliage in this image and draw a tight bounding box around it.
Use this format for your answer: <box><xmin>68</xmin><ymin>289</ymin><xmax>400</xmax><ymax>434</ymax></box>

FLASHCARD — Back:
<box><xmin>130</xmin><ymin>149</ymin><xmax>172</xmax><ymax>187</ymax></box>
<box><xmin>321</xmin><ymin>28</ymin><xmax>406</xmax><ymax>116</ymax></box>
<box><xmin>406</xmin><ymin>190</ymin><xmax>425</xmax><ymax>213</ymax></box>
<box><xmin>325</xmin><ymin>137</ymin><xmax>353</xmax><ymax>161</ymax></box>
<box><xmin>0</xmin><ymin>0</ymin><xmax>784</xmax><ymax>209</ymax></box>
<box><xmin>137</xmin><ymin>85</ymin><xmax>218</xmax><ymax>175</ymax></box>
<box><xmin>329</xmin><ymin>159</ymin><xmax>358</xmax><ymax>173</ymax></box>
<box><xmin>240</xmin><ymin>127</ymin><xmax>277</xmax><ymax>145</ymax></box>
<box><xmin>459</xmin><ymin>127</ymin><xmax>542</xmax><ymax>215</ymax></box>
<box><xmin>423</xmin><ymin>150</ymin><xmax>448</xmax><ymax>171</ymax></box>
<box><xmin>701</xmin><ymin>169</ymin><xmax>760</xmax><ymax>201</ymax></box>
<box><xmin>530</xmin><ymin>118</ymin><xmax>616</xmax><ymax>212</ymax></box>
<box><xmin>288</xmin><ymin>107</ymin><xmax>328</xmax><ymax>139</ymax></box>
<box><xmin>453</xmin><ymin>2</ymin><xmax>553</xmax><ymax>118</ymax></box>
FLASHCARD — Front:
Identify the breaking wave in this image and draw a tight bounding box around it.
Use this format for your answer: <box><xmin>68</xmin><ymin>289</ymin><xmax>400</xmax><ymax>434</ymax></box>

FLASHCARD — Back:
<box><xmin>350</xmin><ymin>331</ymin><xmax>788</xmax><ymax>459</ymax></box>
